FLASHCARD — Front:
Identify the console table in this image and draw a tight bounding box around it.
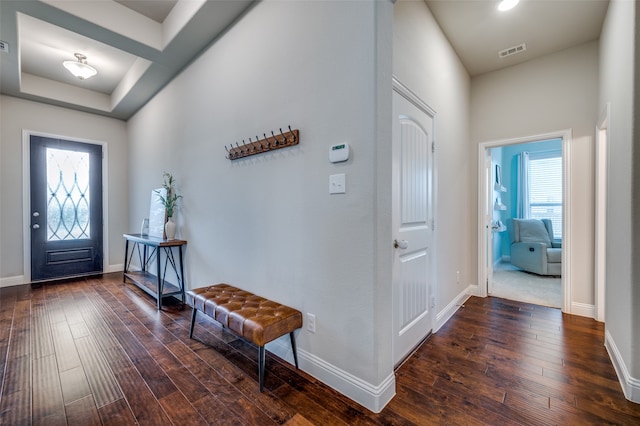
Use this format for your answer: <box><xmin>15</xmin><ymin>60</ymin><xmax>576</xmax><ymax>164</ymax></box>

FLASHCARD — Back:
<box><xmin>122</xmin><ymin>233</ymin><xmax>187</xmax><ymax>310</ymax></box>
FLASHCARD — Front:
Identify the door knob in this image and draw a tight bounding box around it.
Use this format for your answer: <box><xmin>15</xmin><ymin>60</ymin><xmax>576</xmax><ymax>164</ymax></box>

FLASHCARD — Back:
<box><xmin>33</xmin><ymin>212</ymin><xmax>40</xmax><ymax>217</ymax></box>
<box><xmin>33</xmin><ymin>224</ymin><xmax>40</xmax><ymax>229</ymax></box>
<box><xmin>393</xmin><ymin>239</ymin><xmax>408</xmax><ymax>249</ymax></box>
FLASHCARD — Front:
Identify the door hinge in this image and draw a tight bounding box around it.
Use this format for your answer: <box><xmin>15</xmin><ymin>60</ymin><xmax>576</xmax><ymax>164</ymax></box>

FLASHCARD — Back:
<box><xmin>431</xmin><ymin>219</ymin><xmax>435</xmax><ymax>231</ymax></box>
<box><xmin>432</xmin><ymin>141</ymin><xmax>435</xmax><ymax>153</ymax></box>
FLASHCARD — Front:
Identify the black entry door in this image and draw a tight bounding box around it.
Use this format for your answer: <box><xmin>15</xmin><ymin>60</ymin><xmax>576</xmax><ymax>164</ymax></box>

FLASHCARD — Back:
<box><xmin>30</xmin><ymin>136</ymin><xmax>103</xmax><ymax>281</ymax></box>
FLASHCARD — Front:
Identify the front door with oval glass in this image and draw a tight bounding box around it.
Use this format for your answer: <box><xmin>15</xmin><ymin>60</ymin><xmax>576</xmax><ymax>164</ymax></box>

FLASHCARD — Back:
<box><xmin>30</xmin><ymin>136</ymin><xmax>103</xmax><ymax>282</ymax></box>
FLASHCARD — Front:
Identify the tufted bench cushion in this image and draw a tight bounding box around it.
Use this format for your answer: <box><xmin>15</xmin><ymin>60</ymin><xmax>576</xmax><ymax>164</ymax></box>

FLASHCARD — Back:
<box><xmin>186</xmin><ymin>284</ymin><xmax>302</xmax><ymax>391</ymax></box>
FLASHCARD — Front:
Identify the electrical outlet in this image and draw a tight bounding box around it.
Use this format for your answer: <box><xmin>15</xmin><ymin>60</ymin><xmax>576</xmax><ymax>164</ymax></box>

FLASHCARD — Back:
<box><xmin>306</xmin><ymin>313</ymin><xmax>316</xmax><ymax>333</ymax></box>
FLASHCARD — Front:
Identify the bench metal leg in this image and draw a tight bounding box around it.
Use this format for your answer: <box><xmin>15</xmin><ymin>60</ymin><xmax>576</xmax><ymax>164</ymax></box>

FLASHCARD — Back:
<box><xmin>289</xmin><ymin>332</ymin><xmax>299</xmax><ymax>369</ymax></box>
<box><xmin>189</xmin><ymin>308</ymin><xmax>197</xmax><ymax>338</ymax></box>
<box><xmin>259</xmin><ymin>346</ymin><xmax>266</xmax><ymax>392</ymax></box>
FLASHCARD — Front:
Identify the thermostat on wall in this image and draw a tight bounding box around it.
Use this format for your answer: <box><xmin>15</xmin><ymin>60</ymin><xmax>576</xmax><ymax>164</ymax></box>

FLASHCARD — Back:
<box><xmin>329</xmin><ymin>143</ymin><xmax>350</xmax><ymax>163</ymax></box>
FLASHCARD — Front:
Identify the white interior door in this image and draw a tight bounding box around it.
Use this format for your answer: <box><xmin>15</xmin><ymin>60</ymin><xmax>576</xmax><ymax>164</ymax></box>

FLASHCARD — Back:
<box><xmin>392</xmin><ymin>87</ymin><xmax>434</xmax><ymax>367</ymax></box>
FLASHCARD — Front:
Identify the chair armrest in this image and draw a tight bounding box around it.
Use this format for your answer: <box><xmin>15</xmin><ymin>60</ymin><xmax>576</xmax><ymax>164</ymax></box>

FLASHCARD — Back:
<box><xmin>511</xmin><ymin>242</ymin><xmax>548</xmax><ymax>275</ymax></box>
<box><xmin>512</xmin><ymin>241</ymin><xmax>548</xmax><ymax>254</ymax></box>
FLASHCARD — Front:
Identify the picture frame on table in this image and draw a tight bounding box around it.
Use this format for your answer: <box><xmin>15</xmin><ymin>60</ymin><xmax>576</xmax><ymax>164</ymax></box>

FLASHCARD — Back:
<box><xmin>148</xmin><ymin>188</ymin><xmax>167</xmax><ymax>239</ymax></box>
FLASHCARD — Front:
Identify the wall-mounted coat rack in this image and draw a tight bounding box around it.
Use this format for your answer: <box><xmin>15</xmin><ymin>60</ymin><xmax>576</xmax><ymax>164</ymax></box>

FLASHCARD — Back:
<box><xmin>225</xmin><ymin>126</ymin><xmax>299</xmax><ymax>160</ymax></box>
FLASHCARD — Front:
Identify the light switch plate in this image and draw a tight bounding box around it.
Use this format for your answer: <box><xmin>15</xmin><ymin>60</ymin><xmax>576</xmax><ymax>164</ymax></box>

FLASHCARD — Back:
<box><xmin>329</xmin><ymin>174</ymin><xmax>346</xmax><ymax>194</ymax></box>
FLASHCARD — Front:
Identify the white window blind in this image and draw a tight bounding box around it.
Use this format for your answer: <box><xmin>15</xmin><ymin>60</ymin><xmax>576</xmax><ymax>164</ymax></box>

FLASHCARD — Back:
<box><xmin>528</xmin><ymin>152</ymin><xmax>562</xmax><ymax>239</ymax></box>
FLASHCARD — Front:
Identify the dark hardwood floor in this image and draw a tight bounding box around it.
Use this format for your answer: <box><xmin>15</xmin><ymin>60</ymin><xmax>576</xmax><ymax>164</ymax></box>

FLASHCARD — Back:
<box><xmin>0</xmin><ymin>273</ymin><xmax>638</xmax><ymax>425</ymax></box>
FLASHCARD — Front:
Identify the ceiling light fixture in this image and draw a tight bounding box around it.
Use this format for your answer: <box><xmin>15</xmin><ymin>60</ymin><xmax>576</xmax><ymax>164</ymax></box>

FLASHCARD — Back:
<box><xmin>498</xmin><ymin>0</ymin><xmax>519</xmax><ymax>12</ymax></box>
<box><xmin>63</xmin><ymin>53</ymin><xmax>97</xmax><ymax>80</ymax></box>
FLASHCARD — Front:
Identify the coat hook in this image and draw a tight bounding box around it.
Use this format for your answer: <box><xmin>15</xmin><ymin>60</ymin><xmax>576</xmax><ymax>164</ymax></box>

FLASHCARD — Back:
<box><xmin>263</xmin><ymin>133</ymin><xmax>270</xmax><ymax>149</ymax></box>
<box><xmin>271</xmin><ymin>130</ymin><xmax>278</xmax><ymax>146</ymax></box>
<box><xmin>279</xmin><ymin>128</ymin><xmax>287</xmax><ymax>144</ymax></box>
<box><xmin>289</xmin><ymin>125</ymin><xmax>296</xmax><ymax>141</ymax></box>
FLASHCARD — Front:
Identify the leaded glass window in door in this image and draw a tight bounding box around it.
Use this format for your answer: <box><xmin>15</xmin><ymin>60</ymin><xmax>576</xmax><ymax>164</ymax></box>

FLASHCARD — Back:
<box><xmin>46</xmin><ymin>147</ymin><xmax>91</xmax><ymax>241</ymax></box>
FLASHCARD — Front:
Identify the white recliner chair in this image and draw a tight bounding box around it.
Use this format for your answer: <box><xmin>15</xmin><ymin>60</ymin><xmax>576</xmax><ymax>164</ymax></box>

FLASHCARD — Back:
<box><xmin>508</xmin><ymin>218</ymin><xmax>561</xmax><ymax>276</ymax></box>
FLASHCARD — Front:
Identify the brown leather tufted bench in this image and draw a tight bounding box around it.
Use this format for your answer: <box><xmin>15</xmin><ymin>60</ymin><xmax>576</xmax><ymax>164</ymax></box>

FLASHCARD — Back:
<box><xmin>186</xmin><ymin>284</ymin><xmax>302</xmax><ymax>391</ymax></box>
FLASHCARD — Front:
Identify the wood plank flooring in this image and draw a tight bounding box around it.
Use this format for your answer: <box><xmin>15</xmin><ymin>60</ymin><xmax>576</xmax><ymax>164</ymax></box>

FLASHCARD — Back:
<box><xmin>0</xmin><ymin>273</ymin><xmax>638</xmax><ymax>425</ymax></box>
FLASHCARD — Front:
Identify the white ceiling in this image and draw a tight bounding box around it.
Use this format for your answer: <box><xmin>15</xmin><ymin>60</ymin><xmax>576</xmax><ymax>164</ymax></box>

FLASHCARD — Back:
<box><xmin>0</xmin><ymin>1</ymin><xmax>610</xmax><ymax>120</ymax></box>
<box><xmin>19</xmin><ymin>14</ymin><xmax>140</xmax><ymax>95</ymax></box>
<box><xmin>425</xmin><ymin>0</ymin><xmax>610</xmax><ymax>76</ymax></box>
<box><xmin>115</xmin><ymin>0</ymin><xmax>178</xmax><ymax>23</ymax></box>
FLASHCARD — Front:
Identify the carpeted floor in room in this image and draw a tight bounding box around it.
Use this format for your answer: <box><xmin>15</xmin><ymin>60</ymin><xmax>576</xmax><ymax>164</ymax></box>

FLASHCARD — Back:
<box><xmin>491</xmin><ymin>261</ymin><xmax>561</xmax><ymax>308</ymax></box>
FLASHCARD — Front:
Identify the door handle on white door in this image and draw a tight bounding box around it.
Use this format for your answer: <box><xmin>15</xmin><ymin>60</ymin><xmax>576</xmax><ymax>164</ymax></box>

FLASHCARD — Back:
<box><xmin>393</xmin><ymin>239</ymin><xmax>408</xmax><ymax>249</ymax></box>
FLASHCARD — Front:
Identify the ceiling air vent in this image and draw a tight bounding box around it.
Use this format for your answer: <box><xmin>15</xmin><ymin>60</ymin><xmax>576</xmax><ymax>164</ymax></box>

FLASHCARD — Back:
<box><xmin>499</xmin><ymin>43</ymin><xmax>526</xmax><ymax>59</ymax></box>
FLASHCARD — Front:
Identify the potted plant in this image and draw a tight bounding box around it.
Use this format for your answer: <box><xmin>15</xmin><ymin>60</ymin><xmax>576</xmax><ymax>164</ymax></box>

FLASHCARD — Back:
<box><xmin>155</xmin><ymin>172</ymin><xmax>182</xmax><ymax>239</ymax></box>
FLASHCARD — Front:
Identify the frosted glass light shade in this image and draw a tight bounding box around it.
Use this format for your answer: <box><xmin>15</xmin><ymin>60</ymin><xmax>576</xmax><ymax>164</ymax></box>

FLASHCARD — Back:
<box><xmin>498</xmin><ymin>0</ymin><xmax>519</xmax><ymax>11</ymax></box>
<box><xmin>63</xmin><ymin>53</ymin><xmax>97</xmax><ymax>80</ymax></box>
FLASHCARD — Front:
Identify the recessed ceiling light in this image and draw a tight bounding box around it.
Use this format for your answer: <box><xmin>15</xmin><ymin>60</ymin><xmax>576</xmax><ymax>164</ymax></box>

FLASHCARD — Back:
<box><xmin>498</xmin><ymin>0</ymin><xmax>520</xmax><ymax>12</ymax></box>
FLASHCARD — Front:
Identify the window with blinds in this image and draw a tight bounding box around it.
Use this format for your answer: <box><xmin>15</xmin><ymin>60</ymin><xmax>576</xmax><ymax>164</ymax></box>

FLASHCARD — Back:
<box><xmin>528</xmin><ymin>151</ymin><xmax>562</xmax><ymax>239</ymax></box>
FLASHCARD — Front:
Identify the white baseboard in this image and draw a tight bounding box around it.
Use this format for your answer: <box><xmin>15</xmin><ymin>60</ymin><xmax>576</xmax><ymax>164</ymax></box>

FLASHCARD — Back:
<box><xmin>105</xmin><ymin>264</ymin><xmax>123</xmax><ymax>273</ymax></box>
<box><xmin>571</xmin><ymin>302</ymin><xmax>596</xmax><ymax>319</ymax></box>
<box><xmin>268</xmin><ymin>338</ymin><xmax>395</xmax><ymax>413</ymax></box>
<box><xmin>605</xmin><ymin>329</ymin><xmax>640</xmax><ymax>403</ymax></box>
<box><xmin>0</xmin><ymin>264</ymin><xmax>123</xmax><ymax>289</ymax></box>
<box><xmin>267</xmin><ymin>284</ymin><xmax>475</xmax><ymax>413</ymax></box>
<box><xmin>0</xmin><ymin>275</ymin><xmax>25</xmax><ymax>288</ymax></box>
<box><xmin>467</xmin><ymin>284</ymin><xmax>480</xmax><ymax>297</ymax></box>
<box><xmin>434</xmin><ymin>285</ymin><xmax>472</xmax><ymax>332</ymax></box>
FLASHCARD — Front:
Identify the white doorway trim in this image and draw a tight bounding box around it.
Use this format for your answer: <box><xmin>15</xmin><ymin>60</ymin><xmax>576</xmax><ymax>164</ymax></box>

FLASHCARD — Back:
<box><xmin>477</xmin><ymin>129</ymin><xmax>572</xmax><ymax>314</ymax></box>
<box><xmin>595</xmin><ymin>103</ymin><xmax>610</xmax><ymax>322</ymax></box>
<box><xmin>22</xmin><ymin>129</ymin><xmax>110</xmax><ymax>284</ymax></box>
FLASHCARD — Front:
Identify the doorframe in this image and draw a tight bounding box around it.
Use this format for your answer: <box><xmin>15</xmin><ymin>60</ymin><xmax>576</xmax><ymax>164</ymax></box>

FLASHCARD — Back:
<box><xmin>391</xmin><ymin>76</ymin><xmax>438</xmax><ymax>362</ymax></box>
<box><xmin>595</xmin><ymin>103</ymin><xmax>610</xmax><ymax>322</ymax></box>
<box><xmin>477</xmin><ymin>129</ymin><xmax>572</xmax><ymax>314</ymax></box>
<box><xmin>22</xmin><ymin>130</ymin><xmax>110</xmax><ymax>283</ymax></box>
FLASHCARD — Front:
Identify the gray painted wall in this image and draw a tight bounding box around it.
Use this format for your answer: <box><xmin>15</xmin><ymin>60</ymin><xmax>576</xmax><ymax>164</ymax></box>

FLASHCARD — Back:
<box><xmin>393</xmin><ymin>0</ymin><xmax>473</xmax><ymax>311</ymax></box>
<box><xmin>471</xmin><ymin>41</ymin><xmax>599</xmax><ymax>307</ymax></box>
<box><xmin>599</xmin><ymin>0</ymin><xmax>638</xmax><ymax>389</ymax></box>
<box><xmin>1</xmin><ymin>0</ymin><xmax>636</xmax><ymax>408</ymax></box>
<box><xmin>0</xmin><ymin>95</ymin><xmax>129</xmax><ymax>282</ymax></box>
<box><xmin>127</xmin><ymin>0</ymin><xmax>395</xmax><ymax>410</ymax></box>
